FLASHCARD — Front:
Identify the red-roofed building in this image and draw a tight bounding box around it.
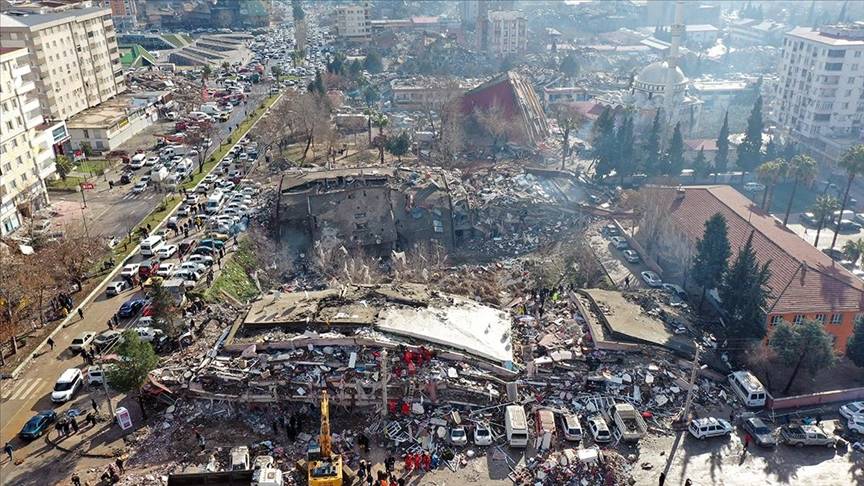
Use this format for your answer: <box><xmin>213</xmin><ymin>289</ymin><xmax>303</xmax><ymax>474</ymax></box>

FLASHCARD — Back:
<box><xmin>657</xmin><ymin>185</ymin><xmax>863</xmax><ymax>352</ymax></box>
<box><xmin>461</xmin><ymin>71</ymin><xmax>549</xmax><ymax>145</ymax></box>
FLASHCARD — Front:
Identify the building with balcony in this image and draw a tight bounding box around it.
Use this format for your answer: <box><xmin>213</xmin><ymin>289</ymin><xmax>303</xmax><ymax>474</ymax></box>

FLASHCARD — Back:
<box><xmin>0</xmin><ymin>6</ymin><xmax>126</xmax><ymax>122</ymax></box>
<box><xmin>772</xmin><ymin>24</ymin><xmax>864</xmax><ymax>165</ymax></box>
<box><xmin>0</xmin><ymin>47</ymin><xmax>60</xmax><ymax>236</ymax></box>
<box><xmin>335</xmin><ymin>4</ymin><xmax>371</xmax><ymax>43</ymax></box>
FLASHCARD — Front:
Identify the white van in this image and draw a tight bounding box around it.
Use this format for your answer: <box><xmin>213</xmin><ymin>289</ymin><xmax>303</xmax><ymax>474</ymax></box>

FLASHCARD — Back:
<box><xmin>140</xmin><ymin>235</ymin><xmax>165</xmax><ymax>257</ymax></box>
<box><xmin>505</xmin><ymin>405</ymin><xmax>529</xmax><ymax>448</ymax></box>
<box><xmin>206</xmin><ymin>190</ymin><xmax>225</xmax><ymax>214</ymax></box>
<box><xmin>728</xmin><ymin>371</ymin><xmax>768</xmax><ymax>408</ymax></box>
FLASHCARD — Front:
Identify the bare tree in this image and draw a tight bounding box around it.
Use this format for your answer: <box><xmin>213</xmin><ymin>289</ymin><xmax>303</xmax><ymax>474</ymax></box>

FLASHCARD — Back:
<box><xmin>552</xmin><ymin>105</ymin><xmax>586</xmax><ymax>170</ymax></box>
<box><xmin>308</xmin><ymin>243</ymin><xmax>385</xmax><ymax>285</ymax></box>
<box><xmin>472</xmin><ymin>101</ymin><xmax>519</xmax><ymax>162</ymax></box>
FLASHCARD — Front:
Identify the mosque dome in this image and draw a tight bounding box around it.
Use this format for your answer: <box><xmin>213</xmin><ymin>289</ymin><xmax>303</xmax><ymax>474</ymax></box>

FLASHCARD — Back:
<box><xmin>634</xmin><ymin>61</ymin><xmax>687</xmax><ymax>92</ymax></box>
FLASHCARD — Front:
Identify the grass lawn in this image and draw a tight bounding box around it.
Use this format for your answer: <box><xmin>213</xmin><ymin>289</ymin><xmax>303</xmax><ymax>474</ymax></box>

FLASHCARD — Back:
<box><xmin>205</xmin><ymin>239</ymin><xmax>259</xmax><ymax>302</ymax></box>
<box><xmin>74</xmin><ymin>159</ymin><xmax>112</xmax><ymax>175</ymax></box>
<box><xmin>46</xmin><ymin>176</ymin><xmax>85</xmax><ymax>191</ymax></box>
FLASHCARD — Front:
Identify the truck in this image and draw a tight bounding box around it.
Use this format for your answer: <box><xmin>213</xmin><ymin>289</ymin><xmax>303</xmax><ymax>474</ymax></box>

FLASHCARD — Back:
<box><xmin>780</xmin><ymin>424</ymin><xmax>837</xmax><ymax>448</ymax></box>
<box><xmin>534</xmin><ymin>409</ymin><xmax>557</xmax><ymax>451</ymax></box>
<box><xmin>606</xmin><ymin>403</ymin><xmax>647</xmax><ymax>442</ymax></box>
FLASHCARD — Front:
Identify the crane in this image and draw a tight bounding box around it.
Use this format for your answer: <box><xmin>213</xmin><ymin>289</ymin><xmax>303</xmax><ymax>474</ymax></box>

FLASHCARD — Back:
<box><xmin>307</xmin><ymin>391</ymin><xmax>343</xmax><ymax>486</ymax></box>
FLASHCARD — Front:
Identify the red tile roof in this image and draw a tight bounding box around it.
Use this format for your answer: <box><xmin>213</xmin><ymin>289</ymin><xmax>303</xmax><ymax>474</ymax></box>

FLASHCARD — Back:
<box><xmin>660</xmin><ymin>185</ymin><xmax>864</xmax><ymax>315</ymax></box>
<box><xmin>684</xmin><ymin>139</ymin><xmax>718</xmax><ymax>152</ymax></box>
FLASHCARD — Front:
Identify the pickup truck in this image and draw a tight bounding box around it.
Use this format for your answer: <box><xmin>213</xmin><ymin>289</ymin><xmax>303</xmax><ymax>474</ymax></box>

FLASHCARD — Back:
<box><xmin>605</xmin><ymin>403</ymin><xmax>647</xmax><ymax>442</ymax></box>
<box><xmin>780</xmin><ymin>424</ymin><xmax>836</xmax><ymax>448</ymax></box>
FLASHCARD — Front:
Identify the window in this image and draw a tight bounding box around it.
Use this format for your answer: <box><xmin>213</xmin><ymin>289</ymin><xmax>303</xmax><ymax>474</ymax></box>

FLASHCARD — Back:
<box><xmin>815</xmin><ymin>314</ymin><xmax>825</xmax><ymax>323</ymax></box>
<box><xmin>832</xmin><ymin>314</ymin><xmax>842</xmax><ymax>325</ymax></box>
<box><xmin>828</xmin><ymin>49</ymin><xmax>846</xmax><ymax>58</ymax></box>
<box><xmin>771</xmin><ymin>315</ymin><xmax>783</xmax><ymax>325</ymax></box>
<box><xmin>354</xmin><ymin>212</ymin><xmax>366</xmax><ymax>219</ymax></box>
<box><xmin>814</xmin><ymin>114</ymin><xmax>831</xmax><ymax>121</ymax></box>
<box><xmin>794</xmin><ymin>314</ymin><xmax>805</xmax><ymax>324</ymax></box>
<box><xmin>825</xmin><ymin>62</ymin><xmax>843</xmax><ymax>71</ymax></box>
<box><xmin>354</xmin><ymin>222</ymin><xmax>367</xmax><ymax>230</ymax></box>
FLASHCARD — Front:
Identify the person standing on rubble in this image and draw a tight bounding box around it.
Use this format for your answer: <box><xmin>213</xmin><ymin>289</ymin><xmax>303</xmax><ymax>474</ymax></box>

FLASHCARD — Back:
<box><xmin>196</xmin><ymin>431</ymin><xmax>206</xmax><ymax>451</ymax></box>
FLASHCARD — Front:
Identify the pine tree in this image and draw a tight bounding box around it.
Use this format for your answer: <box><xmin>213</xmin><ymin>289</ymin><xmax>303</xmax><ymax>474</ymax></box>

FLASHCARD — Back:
<box><xmin>614</xmin><ymin>114</ymin><xmax>635</xmax><ymax>184</ymax></box>
<box><xmin>770</xmin><ymin>319</ymin><xmax>836</xmax><ymax>394</ymax></box>
<box><xmin>591</xmin><ymin>108</ymin><xmax>616</xmax><ymax>179</ymax></box>
<box><xmin>838</xmin><ymin>0</ymin><xmax>849</xmax><ymax>22</ymax></box>
<box><xmin>693</xmin><ymin>147</ymin><xmax>710</xmax><ymax>179</ymax></box>
<box><xmin>385</xmin><ymin>131</ymin><xmax>411</xmax><ymax>163</ymax></box>
<box><xmin>364</xmin><ymin>50</ymin><xmax>383</xmax><ymax>73</ymax></box>
<box><xmin>737</xmin><ymin>96</ymin><xmax>764</xmax><ymax>183</ymax></box>
<box><xmin>666</xmin><ymin>122</ymin><xmax>685</xmax><ymax>176</ymax></box>
<box><xmin>643</xmin><ymin>110</ymin><xmax>662</xmax><ymax>176</ymax></box>
<box><xmin>714</xmin><ymin>111</ymin><xmax>729</xmax><ymax>182</ymax></box>
<box><xmin>764</xmin><ymin>136</ymin><xmax>779</xmax><ymax>163</ymax></box>
<box><xmin>719</xmin><ymin>231</ymin><xmax>772</xmax><ymax>340</ymax></box>
<box><xmin>847</xmin><ymin>316</ymin><xmax>864</xmax><ymax>368</ymax></box>
<box><xmin>106</xmin><ymin>330</ymin><xmax>159</xmax><ymax>418</ymax></box>
<box><xmin>692</xmin><ymin>213</ymin><xmax>731</xmax><ymax>310</ymax></box>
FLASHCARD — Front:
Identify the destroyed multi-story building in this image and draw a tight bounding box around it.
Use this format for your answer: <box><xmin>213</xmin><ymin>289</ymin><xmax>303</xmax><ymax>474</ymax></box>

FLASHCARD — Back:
<box><xmin>275</xmin><ymin>168</ymin><xmax>471</xmax><ymax>251</ymax></box>
<box><xmin>461</xmin><ymin>70</ymin><xmax>550</xmax><ymax>146</ymax></box>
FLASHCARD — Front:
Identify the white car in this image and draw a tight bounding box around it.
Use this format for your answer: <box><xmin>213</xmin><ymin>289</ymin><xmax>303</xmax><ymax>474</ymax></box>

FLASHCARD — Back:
<box><xmin>622</xmin><ymin>249</ymin><xmax>640</xmax><ymax>263</ymax></box>
<box><xmin>473</xmin><ymin>422</ymin><xmax>492</xmax><ymax>446</ymax></box>
<box><xmin>105</xmin><ymin>280</ymin><xmax>128</xmax><ymax>297</ymax></box>
<box><xmin>120</xmin><ymin>263</ymin><xmax>140</xmax><ymax>278</ymax></box>
<box><xmin>187</xmin><ymin>254</ymin><xmax>214</xmax><ymax>267</ymax></box>
<box><xmin>839</xmin><ymin>401</ymin><xmax>864</xmax><ymax>420</ymax></box>
<box><xmin>156</xmin><ymin>244</ymin><xmax>178</xmax><ymax>259</ymax></box>
<box><xmin>688</xmin><ymin>417</ymin><xmax>733</xmax><ymax>440</ymax></box>
<box><xmin>610</xmin><ymin>236</ymin><xmax>628</xmax><ymax>250</ymax></box>
<box><xmin>641</xmin><ymin>271</ymin><xmax>663</xmax><ymax>287</ymax></box>
<box><xmin>848</xmin><ymin>415</ymin><xmax>864</xmax><ymax>435</ymax></box>
<box><xmin>156</xmin><ymin>262</ymin><xmax>176</xmax><ymax>277</ymax></box>
<box><xmin>743</xmin><ymin>182</ymin><xmax>766</xmax><ymax>192</ymax></box>
<box><xmin>133</xmin><ymin>326</ymin><xmax>165</xmax><ymax>343</ymax></box>
<box><xmin>132</xmin><ymin>181</ymin><xmax>148</xmax><ymax>193</ymax></box>
<box><xmin>145</xmin><ymin>156</ymin><xmax>160</xmax><ymax>166</ymax></box>
<box><xmin>51</xmin><ymin>368</ymin><xmax>84</xmax><ymax>403</ymax></box>
<box><xmin>587</xmin><ymin>414</ymin><xmax>611</xmax><ymax>443</ymax></box>
<box><xmin>69</xmin><ymin>331</ymin><xmax>96</xmax><ymax>352</ymax></box>
<box><xmin>449</xmin><ymin>426</ymin><xmax>468</xmax><ymax>446</ymax></box>
<box><xmin>173</xmin><ymin>269</ymin><xmax>202</xmax><ymax>281</ymax></box>
<box><xmin>180</xmin><ymin>261</ymin><xmax>206</xmax><ymax>273</ymax></box>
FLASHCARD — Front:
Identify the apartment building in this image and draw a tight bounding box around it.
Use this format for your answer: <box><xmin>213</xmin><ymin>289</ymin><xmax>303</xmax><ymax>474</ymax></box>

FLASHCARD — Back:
<box><xmin>773</xmin><ymin>24</ymin><xmax>864</xmax><ymax>164</ymax></box>
<box><xmin>106</xmin><ymin>0</ymin><xmax>138</xmax><ymax>32</ymax></box>
<box><xmin>486</xmin><ymin>11</ymin><xmax>527</xmax><ymax>56</ymax></box>
<box><xmin>335</xmin><ymin>4</ymin><xmax>371</xmax><ymax>43</ymax></box>
<box><xmin>0</xmin><ymin>47</ymin><xmax>56</xmax><ymax>236</ymax></box>
<box><xmin>0</xmin><ymin>6</ymin><xmax>126</xmax><ymax>122</ymax></box>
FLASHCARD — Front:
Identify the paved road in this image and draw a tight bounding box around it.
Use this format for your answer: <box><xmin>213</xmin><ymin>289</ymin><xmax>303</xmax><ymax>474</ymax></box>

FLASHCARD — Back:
<box><xmin>0</xmin><ymin>94</ymin><xmax>276</xmax><ymax>485</ymax></box>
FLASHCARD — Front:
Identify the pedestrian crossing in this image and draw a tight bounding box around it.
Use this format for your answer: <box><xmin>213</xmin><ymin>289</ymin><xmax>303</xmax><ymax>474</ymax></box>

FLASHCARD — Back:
<box><xmin>1</xmin><ymin>378</ymin><xmax>46</xmax><ymax>402</ymax></box>
<box><xmin>120</xmin><ymin>191</ymin><xmax>158</xmax><ymax>201</ymax></box>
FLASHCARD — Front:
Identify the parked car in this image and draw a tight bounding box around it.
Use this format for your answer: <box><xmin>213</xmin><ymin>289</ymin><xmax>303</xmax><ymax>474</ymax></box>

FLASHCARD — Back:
<box><xmin>105</xmin><ymin>280</ymin><xmax>128</xmax><ymax>297</ymax></box>
<box><xmin>69</xmin><ymin>331</ymin><xmax>96</xmax><ymax>352</ymax></box>
<box><xmin>688</xmin><ymin>417</ymin><xmax>733</xmax><ymax>440</ymax></box>
<box><xmin>587</xmin><ymin>414</ymin><xmax>611</xmax><ymax>443</ymax></box>
<box><xmin>199</xmin><ymin>238</ymin><xmax>225</xmax><ymax>249</ymax></box>
<box><xmin>473</xmin><ymin>422</ymin><xmax>493</xmax><ymax>446</ymax></box>
<box><xmin>132</xmin><ymin>181</ymin><xmax>148</xmax><ymax>193</ymax></box>
<box><xmin>156</xmin><ymin>262</ymin><xmax>176</xmax><ymax>277</ymax></box>
<box><xmin>833</xmin><ymin>219</ymin><xmax>862</xmax><ymax>232</ymax></box>
<box><xmin>119</xmin><ymin>263</ymin><xmax>141</xmax><ymax>279</ymax></box>
<box><xmin>661</xmin><ymin>283</ymin><xmax>687</xmax><ymax>299</ymax></box>
<box><xmin>799</xmin><ymin>212</ymin><xmax>819</xmax><ymax>226</ymax></box>
<box><xmin>839</xmin><ymin>401</ymin><xmax>864</xmax><ymax>420</ymax></box>
<box><xmin>133</xmin><ymin>326</ymin><xmax>165</xmax><ymax>343</ymax></box>
<box><xmin>610</xmin><ymin>236</ymin><xmax>628</xmax><ymax>250</ymax></box>
<box><xmin>743</xmin><ymin>182</ymin><xmax>766</xmax><ymax>192</ymax></box>
<box><xmin>449</xmin><ymin>426</ymin><xmax>468</xmax><ymax>446</ymax></box>
<box><xmin>92</xmin><ymin>330</ymin><xmax>123</xmax><ymax>351</ymax></box>
<box><xmin>823</xmin><ymin>248</ymin><xmax>846</xmax><ymax>261</ymax></box>
<box><xmin>118</xmin><ymin>297</ymin><xmax>147</xmax><ymax>318</ymax></box>
<box><xmin>741</xmin><ymin>417</ymin><xmax>776</xmax><ymax>447</ymax></box>
<box><xmin>780</xmin><ymin>424</ymin><xmax>836</xmax><ymax>448</ymax></box>
<box><xmin>847</xmin><ymin>415</ymin><xmax>864</xmax><ymax>435</ymax></box>
<box><xmin>51</xmin><ymin>368</ymin><xmax>84</xmax><ymax>403</ymax></box>
<box><xmin>561</xmin><ymin>413</ymin><xmax>583</xmax><ymax>442</ymax></box>
<box><xmin>622</xmin><ymin>249</ymin><xmax>640</xmax><ymax>263</ymax></box>
<box><xmin>19</xmin><ymin>411</ymin><xmax>57</xmax><ymax>440</ymax></box>
<box><xmin>641</xmin><ymin>271</ymin><xmax>663</xmax><ymax>287</ymax></box>
<box><xmin>156</xmin><ymin>244</ymin><xmax>178</xmax><ymax>259</ymax></box>
<box><xmin>187</xmin><ymin>254</ymin><xmax>214</xmax><ymax>267</ymax></box>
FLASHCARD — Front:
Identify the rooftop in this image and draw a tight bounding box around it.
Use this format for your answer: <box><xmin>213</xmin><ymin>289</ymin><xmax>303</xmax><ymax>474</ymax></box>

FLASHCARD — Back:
<box><xmin>0</xmin><ymin>46</ymin><xmax>26</xmax><ymax>56</ymax></box>
<box><xmin>67</xmin><ymin>92</ymin><xmax>166</xmax><ymax>129</ymax></box>
<box><xmin>659</xmin><ymin>185</ymin><xmax>864</xmax><ymax>315</ymax></box>
<box><xmin>787</xmin><ymin>26</ymin><xmax>864</xmax><ymax>47</ymax></box>
<box><xmin>0</xmin><ymin>6</ymin><xmax>108</xmax><ymax>29</ymax></box>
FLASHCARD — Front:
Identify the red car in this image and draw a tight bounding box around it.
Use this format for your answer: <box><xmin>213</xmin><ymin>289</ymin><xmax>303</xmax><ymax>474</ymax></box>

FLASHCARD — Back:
<box><xmin>141</xmin><ymin>305</ymin><xmax>155</xmax><ymax>317</ymax></box>
<box><xmin>138</xmin><ymin>260</ymin><xmax>160</xmax><ymax>279</ymax></box>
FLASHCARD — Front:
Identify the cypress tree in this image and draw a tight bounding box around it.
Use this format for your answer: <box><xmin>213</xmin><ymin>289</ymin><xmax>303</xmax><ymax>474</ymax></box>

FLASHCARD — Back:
<box><xmin>737</xmin><ymin>96</ymin><xmax>764</xmax><ymax>183</ymax></box>
<box><xmin>667</xmin><ymin>122</ymin><xmax>685</xmax><ymax>176</ymax></box>
<box><xmin>714</xmin><ymin>111</ymin><xmax>729</xmax><ymax>182</ymax></box>
<box><xmin>720</xmin><ymin>231</ymin><xmax>772</xmax><ymax>340</ymax></box>
<box><xmin>643</xmin><ymin>110</ymin><xmax>662</xmax><ymax>176</ymax></box>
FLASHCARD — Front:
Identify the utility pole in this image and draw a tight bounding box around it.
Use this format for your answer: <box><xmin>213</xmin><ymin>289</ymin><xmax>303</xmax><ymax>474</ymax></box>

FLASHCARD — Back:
<box><xmin>380</xmin><ymin>349</ymin><xmax>388</xmax><ymax>418</ymax></box>
<box><xmin>675</xmin><ymin>345</ymin><xmax>702</xmax><ymax>428</ymax></box>
<box><xmin>98</xmin><ymin>351</ymin><xmax>116</xmax><ymax>419</ymax></box>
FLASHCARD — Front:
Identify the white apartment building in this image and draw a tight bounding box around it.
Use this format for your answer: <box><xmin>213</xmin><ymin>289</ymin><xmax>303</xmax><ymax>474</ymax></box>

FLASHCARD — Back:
<box><xmin>335</xmin><ymin>4</ymin><xmax>371</xmax><ymax>43</ymax></box>
<box><xmin>773</xmin><ymin>24</ymin><xmax>864</xmax><ymax>164</ymax></box>
<box><xmin>487</xmin><ymin>11</ymin><xmax>527</xmax><ymax>56</ymax></box>
<box><xmin>0</xmin><ymin>47</ymin><xmax>57</xmax><ymax>236</ymax></box>
<box><xmin>0</xmin><ymin>6</ymin><xmax>125</xmax><ymax>122</ymax></box>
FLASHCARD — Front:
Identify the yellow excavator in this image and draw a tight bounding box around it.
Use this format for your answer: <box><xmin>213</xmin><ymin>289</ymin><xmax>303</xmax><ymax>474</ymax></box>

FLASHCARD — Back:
<box><xmin>306</xmin><ymin>391</ymin><xmax>344</xmax><ymax>486</ymax></box>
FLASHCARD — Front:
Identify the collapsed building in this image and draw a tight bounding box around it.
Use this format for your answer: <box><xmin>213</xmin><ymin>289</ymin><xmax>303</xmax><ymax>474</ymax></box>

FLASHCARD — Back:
<box><xmin>273</xmin><ymin>164</ymin><xmax>589</xmax><ymax>255</ymax></box>
<box><xmin>461</xmin><ymin>70</ymin><xmax>550</xmax><ymax>146</ymax></box>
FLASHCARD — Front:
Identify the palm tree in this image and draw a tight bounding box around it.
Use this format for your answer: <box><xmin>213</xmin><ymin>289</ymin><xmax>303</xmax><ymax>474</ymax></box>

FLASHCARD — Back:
<box><xmin>811</xmin><ymin>194</ymin><xmax>840</xmax><ymax>248</ymax></box>
<box><xmin>782</xmin><ymin>154</ymin><xmax>817</xmax><ymax>226</ymax></box>
<box><xmin>831</xmin><ymin>144</ymin><xmax>864</xmax><ymax>250</ymax></box>
<box><xmin>756</xmin><ymin>159</ymin><xmax>786</xmax><ymax>210</ymax></box>
<box><xmin>843</xmin><ymin>238</ymin><xmax>864</xmax><ymax>265</ymax></box>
